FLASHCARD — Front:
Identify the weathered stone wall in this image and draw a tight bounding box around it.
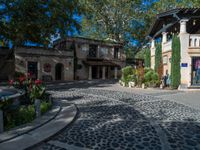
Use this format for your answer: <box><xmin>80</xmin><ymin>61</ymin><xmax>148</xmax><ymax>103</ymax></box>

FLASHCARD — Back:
<box><xmin>15</xmin><ymin>47</ymin><xmax>74</xmax><ymax>81</ymax></box>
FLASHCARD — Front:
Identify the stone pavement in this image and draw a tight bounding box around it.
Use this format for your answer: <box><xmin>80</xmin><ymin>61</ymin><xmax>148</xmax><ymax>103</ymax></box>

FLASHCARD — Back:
<box><xmin>32</xmin><ymin>80</ymin><xmax>200</xmax><ymax>150</ymax></box>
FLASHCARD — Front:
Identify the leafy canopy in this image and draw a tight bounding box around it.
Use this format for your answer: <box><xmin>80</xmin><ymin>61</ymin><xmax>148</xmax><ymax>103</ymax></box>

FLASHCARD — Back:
<box><xmin>0</xmin><ymin>0</ymin><xmax>82</xmax><ymax>46</ymax></box>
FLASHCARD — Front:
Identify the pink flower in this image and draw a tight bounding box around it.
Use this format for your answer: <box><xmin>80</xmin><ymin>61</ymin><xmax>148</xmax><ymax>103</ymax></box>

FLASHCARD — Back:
<box><xmin>35</xmin><ymin>79</ymin><xmax>42</xmax><ymax>86</ymax></box>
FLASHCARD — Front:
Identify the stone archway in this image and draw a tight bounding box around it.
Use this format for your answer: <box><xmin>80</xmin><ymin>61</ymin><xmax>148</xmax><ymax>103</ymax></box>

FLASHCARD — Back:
<box><xmin>55</xmin><ymin>63</ymin><xmax>64</xmax><ymax>80</ymax></box>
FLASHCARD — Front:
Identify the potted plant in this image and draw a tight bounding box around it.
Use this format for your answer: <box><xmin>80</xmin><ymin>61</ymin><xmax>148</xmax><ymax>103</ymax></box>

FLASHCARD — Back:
<box><xmin>29</xmin><ymin>79</ymin><xmax>45</xmax><ymax>117</ymax></box>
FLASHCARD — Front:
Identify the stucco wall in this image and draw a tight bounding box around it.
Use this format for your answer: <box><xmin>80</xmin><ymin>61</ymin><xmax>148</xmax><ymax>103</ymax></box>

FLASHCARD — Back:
<box><xmin>162</xmin><ymin>51</ymin><xmax>172</xmax><ymax>76</ymax></box>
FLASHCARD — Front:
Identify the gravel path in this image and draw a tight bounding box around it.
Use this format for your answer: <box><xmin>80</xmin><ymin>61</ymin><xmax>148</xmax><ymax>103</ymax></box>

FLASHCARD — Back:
<box><xmin>33</xmin><ymin>83</ymin><xmax>200</xmax><ymax>150</ymax></box>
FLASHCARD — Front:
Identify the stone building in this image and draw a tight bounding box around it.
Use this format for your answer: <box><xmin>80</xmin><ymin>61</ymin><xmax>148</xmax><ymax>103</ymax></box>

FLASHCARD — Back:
<box><xmin>15</xmin><ymin>46</ymin><xmax>74</xmax><ymax>81</ymax></box>
<box><xmin>0</xmin><ymin>37</ymin><xmax>125</xmax><ymax>82</ymax></box>
<box><xmin>149</xmin><ymin>8</ymin><xmax>200</xmax><ymax>88</ymax></box>
<box><xmin>54</xmin><ymin>37</ymin><xmax>126</xmax><ymax>80</ymax></box>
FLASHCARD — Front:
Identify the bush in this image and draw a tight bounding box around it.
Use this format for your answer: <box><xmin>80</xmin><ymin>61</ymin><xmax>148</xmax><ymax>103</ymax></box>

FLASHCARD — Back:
<box><xmin>121</xmin><ymin>66</ymin><xmax>134</xmax><ymax>85</ymax></box>
<box><xmin>122</xmin><ymin>66</ymin><xmax>133</xmax><ymax>78</ymax></box>
<box><xmin>4</xmin><ymin>105</ymin><xmax>35</xmax><ymax>130</ymax></box>
<box><xmin>41</xmin><ymin>101</ymin><xmax>52</xmax><ymax>115</ymax></box>
<box><xmin>144</xmin><ymin>68</ymin><xmax>159</xmax><ymax>87</ymax></box>
<box><xmin>4</xmin><ymin>101</ymin><xmax>52</xmax><ymax>130</ymax></box>
<box><xmin>144</xmin><ymin>67</ymin><xmax>153</xmax><ymax>74</ymax></box>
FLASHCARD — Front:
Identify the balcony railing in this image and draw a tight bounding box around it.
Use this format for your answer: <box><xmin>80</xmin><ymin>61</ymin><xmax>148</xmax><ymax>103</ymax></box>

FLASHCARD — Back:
<box><xmin>189</xmin><ymin>34</ymin><xmax>200</xmax><ymax>47</ymax></box>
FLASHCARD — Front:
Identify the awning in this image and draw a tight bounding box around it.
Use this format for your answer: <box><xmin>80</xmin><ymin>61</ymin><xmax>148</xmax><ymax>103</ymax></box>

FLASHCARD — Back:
<box><xmin>148</xmin><ymin>8</ymin><xmax>200</xmax><ymax>38</ymax></box>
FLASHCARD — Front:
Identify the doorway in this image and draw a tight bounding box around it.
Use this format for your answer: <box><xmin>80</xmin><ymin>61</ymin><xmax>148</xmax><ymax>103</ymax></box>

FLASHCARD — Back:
<box><xmin>92</xmin><ymin>66</ymin><xmax>98</xmax><ymax>79</ymax></box>
<box><xmin>55</xmin><ymin>63</ymin><xmax>64</xmax><ymax>80</ymax></box>
<box><xmin>28</xmin><ymin>61</ymin><xmax>38</xmax><ymax>80</ymax></box>
<box><xmin>191</xmin><ymin>57</ymin><xmax>200</xmax><ymax>85</ymax></box>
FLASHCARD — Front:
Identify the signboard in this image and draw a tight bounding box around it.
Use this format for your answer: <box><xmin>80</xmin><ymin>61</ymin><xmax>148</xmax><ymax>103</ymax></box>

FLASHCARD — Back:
<box><xmin>181</xmin><ymin>63</ymin><xmax>188</xmax><ymax>67</ymax></box>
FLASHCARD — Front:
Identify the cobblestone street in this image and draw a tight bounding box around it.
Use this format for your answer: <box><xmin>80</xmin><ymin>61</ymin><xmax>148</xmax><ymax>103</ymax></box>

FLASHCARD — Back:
<box><xmin>34</xmin><ymin>81</ymin><xmax>200</xmax><ymax>150</ymax></box>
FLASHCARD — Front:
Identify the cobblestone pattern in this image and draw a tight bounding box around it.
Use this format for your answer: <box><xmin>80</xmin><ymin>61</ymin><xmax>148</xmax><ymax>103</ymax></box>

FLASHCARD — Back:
<box><xmin>37</xmin><ymin>88</ymin><xmax>200</xmax><ymax>150</ymax></box>
<box><xmin>161</xmin><ymin>122</ymin><xmax>200</xmax><ymax>150</ymax></box>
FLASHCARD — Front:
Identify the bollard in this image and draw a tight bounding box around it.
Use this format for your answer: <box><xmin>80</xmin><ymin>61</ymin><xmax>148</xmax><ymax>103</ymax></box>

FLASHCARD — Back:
<box><xmin>34</xmin><ymin>99</ymin><xmax>41</xmax><ymax>118</ymax></box>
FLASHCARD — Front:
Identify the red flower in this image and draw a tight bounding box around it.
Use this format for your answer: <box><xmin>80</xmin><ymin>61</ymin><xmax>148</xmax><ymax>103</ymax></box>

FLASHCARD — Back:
<box><xmin>9</xmin><ymin>80</ymin><xmax>14</xmax><ymax>85</ymax></box>
<box><xmin>27</xmin><ymin>72</ymin><xmax>32</xmax><ymax>78</ymax></box>
<box><xmin>35</xmin><ymin>79</ymin><xmax>42</xmax><ymax>85</ymax></box>
<box><xmin>18</xmin><ymin>76</ymin><xmax>26</xmax><ymax>84</ymax></box>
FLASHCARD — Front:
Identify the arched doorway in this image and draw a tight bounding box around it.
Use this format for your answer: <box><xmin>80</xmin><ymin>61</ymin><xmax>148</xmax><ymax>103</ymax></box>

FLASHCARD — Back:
<box><xmin>55</xmin><ymin>63</ymin><xmax>64</xmax><ymax>80</ymax></box>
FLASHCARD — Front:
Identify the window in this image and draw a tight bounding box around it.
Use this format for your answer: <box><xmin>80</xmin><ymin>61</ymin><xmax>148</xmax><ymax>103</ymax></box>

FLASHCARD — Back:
<box><xmin>89</xmin><ymin>44</ymin><xmax>98</xmax><ymax>58</ymax></box>
<box><xmin>114</xmin><ymin>47</ymin><xmax>119</xmax><ymax>59</ymax></box>
<box><xmin>100</xmin><ymin>47</ymin><xmax>108</xmax><ymax>56</ymax></box>
<box><xmin>163</xmin><ymin>56</ymin><xmax>168</xmax><ymax>65</ymax></box>
<box><xmin>81</xmin><ymin>44</ymin><xmax>88</xmax><ymax>51</ymax></box>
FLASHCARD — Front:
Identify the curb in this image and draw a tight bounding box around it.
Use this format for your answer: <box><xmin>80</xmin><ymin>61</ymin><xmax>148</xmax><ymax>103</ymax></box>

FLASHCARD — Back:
<box><xmin>0</xmin><ymin>101</ymin><xmax>78</xmax><ymax>150</ymax></box>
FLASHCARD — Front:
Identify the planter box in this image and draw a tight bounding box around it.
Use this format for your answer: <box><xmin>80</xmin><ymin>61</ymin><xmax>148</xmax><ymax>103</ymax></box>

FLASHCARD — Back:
<box><xmin>128</xmin><ymin>82</ymin><xmax>135</xmax><ymax>88</ymax></box>
<box><xmin>119</xmin><ymin>80</ymin><xmax>126</xmax><ymax>87</ymax></box>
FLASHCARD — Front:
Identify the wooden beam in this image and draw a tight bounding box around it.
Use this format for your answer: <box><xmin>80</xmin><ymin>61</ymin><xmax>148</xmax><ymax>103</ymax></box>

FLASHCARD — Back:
<box><xmin>153</xmin><ymin>21</ymin><xmax>178</xmax><ymax>38</ymax></box>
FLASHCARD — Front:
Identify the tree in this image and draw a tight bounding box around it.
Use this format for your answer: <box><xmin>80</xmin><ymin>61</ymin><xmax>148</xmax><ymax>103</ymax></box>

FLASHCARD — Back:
<box><xmin>171</xmin><ymin>35</ymin><xmax>180</xmax><ymax>89</ymax></box>
<box><xmin>154</xmin><ymin>43</ymin><xmax>162</xmax><ymax>72</ymax></box>
<box><xmin>78</xmin><ymin>0</ymin><xmax>199</xmax><ymax>56</ymax></box>
<box><xmin>0</xmin><ymin>0</ymin><xmax>82</xmax><ymax>47</ymax></box>
<box><xmin>145</xmin><ymin>48</ymin><xmax>151</xmax><ymax>68</ymax></box>
<box><xmin>78</xmin><ymin>0</ymin><xmax>145</xmax><ymax>51</ymax></box>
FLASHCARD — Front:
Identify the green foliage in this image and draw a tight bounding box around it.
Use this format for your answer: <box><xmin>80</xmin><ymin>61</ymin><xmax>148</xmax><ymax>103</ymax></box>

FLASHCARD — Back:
<box><xmin>135</xmin><ymin>48</ymin><xmax>145</xmax><ymax>59</ymax></box>
<box><xmin>144</xmin><ymin>68</ymin><xmax>159</xmax><ymax>87</ymax></box>
<box><xmin>144</xmin><ymin>48</ymin><xmax>151</xmax><ymax>68</ymax></box>
<box><xmin>154</xmin><ymin>43</ymin><xmax>162</xmax><ymax>73</ymax></box>
<box><xmin>79</xmin><ymin>0</ymin><xmax>147</xmax><ymax>51</ymax></box>
<box><xmin>4</xmin><ymin>101</ymin><xmax>52</xmax><ymax>130</ymax></box>
<box><xmin>122</xmin><ymin>66</ymin><xmax>133</xmax><ymax>79</ymax></box>
<box><xmin>4</xmin><ymin>105</ymin><xmax>35</xmax><ymax>130</ymax></box>
<box><xmin>0</xmin><ymin>0</ymin><xmax>82</xmax><ymax>46</ymax></box>
<box><xmin>171</xmin><ymin>35</ymin><xmax>181</xmax><ymax>89</ymax></box>
<box><xmin>41</xmin><ymin>101</ymin><xmax>52</xmax><ymax>115</ymax></box>
<box><xmin>121</xmin><ymin>66</ymin><xmax>146</xmax><ymax>87</ymax></box>
<box><xmin>121</xmin><ymin>66</ymin><xmax>134</xmax><ymax>85</ymax></box>
<box><xmin>29</xmin><ymin>84</ymin><xmax>45</xmax><ymax>101</ymax></box>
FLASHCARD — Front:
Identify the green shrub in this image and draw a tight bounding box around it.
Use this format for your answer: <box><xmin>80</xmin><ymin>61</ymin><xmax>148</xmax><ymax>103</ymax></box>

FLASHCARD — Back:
<box><xmin>152</xmin><ymin>72</ymin><xmax>159</xmax><ymax>81</ymax></box>
<box><xmin>4</xmin><ymin>101</ymin><xmax>52</xmax><ymax>130</ymax></box>
<box><xmin>144</xmin><ymin>71</ymin><xmax>153</xmax><ymax>82</ymax></box>
<box><xmin>171</xmin><ymin>35</ymin><xmax>181</xmax><ymax>89</ymax></box>
<box><xmin>41</xmin><ymin>101</ymin><xmax>52</xmax><ymax>114</ymax></box>
<box><xmin>4</xmin><ymin>105</ymin><xmax>36</xmax><ymax>130</ymax></box>
<box><xmin>121</xmin><ymin>66</ymin><xmax>134</xmax><ymax>85</ymax></box>
<box><xmin>144</xmin><ymin>68</ymin><xmax>159</xmax><ymax>87</ymax></box>
<box><xmin>122</xmin><ymin>66</ymin><xmax>133</xmax><ymax>78</ymax></box>
<box><xmin>144</xmin><ymin>67</ymin><xmax>153</xmax><ymax>74</ymax></box>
